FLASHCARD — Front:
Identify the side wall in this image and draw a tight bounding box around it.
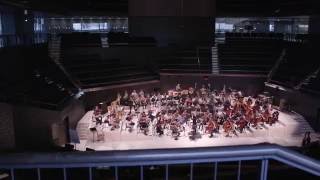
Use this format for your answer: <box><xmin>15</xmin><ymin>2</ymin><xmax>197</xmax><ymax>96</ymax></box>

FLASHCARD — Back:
<box><xmin>0</xmin><ymin>103</ymin><xmax>15</xmax><ymax>150</ymax></box>
<box><xmin>12</xmin><ymin>99</ymin><xmax>85</xmax><ymax>151</ymax></box>
<box><xmin>129</xmin><ymin>17</ymin><xmax>214</xmax><ymax>47</ymax></box>
<box><xmin>265</xmin><ymin>86</ymin><xmax>320</xmax><ymax>131</ymax></box>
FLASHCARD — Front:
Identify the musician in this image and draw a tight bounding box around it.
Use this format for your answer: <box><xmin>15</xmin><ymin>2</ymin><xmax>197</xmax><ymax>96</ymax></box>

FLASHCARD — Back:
<box><xmin>176</xmin><ymin>83</ymin><xmax>181</xmax><ymax>91</ymax></box>
<box><xmin>139</xmin><ymin>90</ymin><xmax>145</xmax><ymax>97</ymax></box>
<box><xmin>139</xmin><ymin>112</ymin><xmax>149</xmax><ymax>135</ymax></box>
<box><xmin>125</xmin><ymin>113</ymin><xmax>135</xmax><ymax>132</ymax></box>
<box><xmin>206</xmin><ymin>120</ymin><xmax>218</xmax><ymax>137</ymax></box>
<box><xmin>93</xmin><ymin>105</ymin><xmax>102</xmax><ymax>116</ymax></box>
<box><xmin>150</xmin><ymin>93</ymin><xmax>157</xmax><ymax>107</ymax></box>
<box><xmin>156</xmin><ymin>121</ymin><xmax>164</xmax><ymax>136</ymax></box>
<box><xmin>99</xmin><ymin>84</ymin><xmax>278</xmax><ymax>140</ymax></box>
<box><xmin>223</xmin><ymin>119</ymin><xmax>234</xmax><ymax>137</ymax></box>
<box><xmin>122</xmin><ymin>90</ymin><xmax>129</xmax><ymax>106</ymax></box>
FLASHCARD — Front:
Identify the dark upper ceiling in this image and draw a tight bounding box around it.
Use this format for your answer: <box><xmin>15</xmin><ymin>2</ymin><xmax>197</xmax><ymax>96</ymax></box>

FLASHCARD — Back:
<box><xmin>217</xmin><ymin>0</ymin><xmax>320</xmax><ymax>16</ymax></box>
<box><xmin>0</xmin><ymin>0</ymin><xmax>128</xmax><ymax>15</ymax></box>
<box><xmin>0</xmin><ymin>0</ymin><xmax>319</xmax><ymax>16</ymax></box>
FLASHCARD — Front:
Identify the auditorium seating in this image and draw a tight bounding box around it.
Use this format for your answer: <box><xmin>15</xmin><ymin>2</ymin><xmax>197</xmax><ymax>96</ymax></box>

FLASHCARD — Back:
<box><xmin>160</xmin><ymin>47</ymin><xmax>211</xmax><ymax>73</ymax></box>
<box><xmin>107</xmin><ymin>32</ymin><xmax>156</xmax><ymax>47</ymax></box>
<box><xmin>0</xmin><ymin>45</ymin><xmax>76</xmax><ymax>109</ymax></box>
<box><xmin>219</xmin><ymin>34</ymin><xmax>284</xmax><ymax>74</ymax></box>
<box><xmin>225</xmin><ymin>32</ymin><xmax>284</xmax><ymax>41</ymax></box>
<box><xmin>61</xmin><ymin>54</ymin><xmax>158</xmax><ymax>89</ymax></box>
<box><xmin>300</xmin><ymin>71</ymin><xmax>320</xmax><ymax>94</ymax></box>
<box><xmin>61</xmin><ymin>33</ymin><xmax>102</xmax><ymax>48</ymax></box>
<box><xmin>270</xmin><ymin>42</ymin><xmax>319</xmax><ymax>88</ymax></box>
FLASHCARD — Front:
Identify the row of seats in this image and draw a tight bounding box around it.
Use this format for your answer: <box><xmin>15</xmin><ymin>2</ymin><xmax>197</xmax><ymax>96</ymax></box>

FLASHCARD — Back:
<box><xmin>219</xmin><ymin>38</ymin><xmax>283</xmax><ymax>74</ymax></box>
<box><xmin>301</xmin><ymin>71</ymin><xmax>320</xmax><ymax>94</ymax></box>
<box><xmin>61</xmin><ymin>54</ymin><xmax>158</xmax><ymax>89</ymax></box>
<box><xmin>107</xmin><ymin>32</ymin><xmax>156</xmax><ymax>47</ymax></box>
<box><xmin>0</xmin><ymin>45</ymin><xmax>76</xmax><ymax>109</ymax></box>
<box><xmin>271</xmin><ymin>42</ymin><xmax>319</xmax><ymax>88</ymax></box>
<box><xmin>160</xmin><ymin>47</ymin><xmax>212</xmax><ymax>73</ymax></box>
<box><xmin>61</xmin><ymin>33</ymin><xmax>102</xmax><ymax>48</ymax></box>
<box><xmin>225</xmin><ymin>32</ymin><xmax>284</xmax><ymax>40</ymax></box>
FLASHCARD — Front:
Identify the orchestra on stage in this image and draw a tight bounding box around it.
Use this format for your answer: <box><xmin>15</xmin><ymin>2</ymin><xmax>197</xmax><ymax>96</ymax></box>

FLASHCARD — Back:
<box><xmin>90</xmin><ymin>84</ymin><xmax>279</xmax><ymax>141</ymax></box>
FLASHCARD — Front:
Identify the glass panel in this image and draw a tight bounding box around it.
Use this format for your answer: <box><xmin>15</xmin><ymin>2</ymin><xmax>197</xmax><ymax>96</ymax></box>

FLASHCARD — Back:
<box><xmin>14</xmin><ymin>169</ymin><xmax>37</xmax><ymax>180</ymax></box>
<box><xmin>93</xmin><ymin>166</ymin><xmax>115</xmax><ymax>180</ymax></box>
<box><xmin>217</xmin><ymin>161</ymin><xmax>239</xmax><ymax>180</ymax></box>
<box><xmin>41</xmin><ymin>168</ymin><xmax>64</xmax><ymax>180</ymax></box>
<box><xmin>118</xmin><ymin>166</ymin><xmax>140</xmax><ymax>180</ymax></box>
<box><xmin>143</xmin><ymin>165</ymin><xmax>165</xmax><ymax>180</ymax></box>
<box><xmin>193</xmin><ymin>163</ymin><xmax>214</xmax><ymax>180</ymax></box>
<box><xmin>268</xmin><ymin>160</ymin><xmax>318</xmax><ymax>179</ymax></box>
<box><xmin>66</xmin><ymin>168</ymin><xmax>89</xmax><ymax>180</ymax></box>
<box><xmin>239</xmin><ymin>160</ymin><xmax>261</xmax><ymax>180</ymax></box>
<box><xmin>168</xmin><ymin>164</ymin><xmax>190</xmax><ymax>180</ymax></box>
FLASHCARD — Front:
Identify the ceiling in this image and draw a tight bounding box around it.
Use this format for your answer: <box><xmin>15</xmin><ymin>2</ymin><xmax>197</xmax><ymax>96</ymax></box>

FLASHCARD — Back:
<box><xmin>0</xmin><ymin>0</ymin><xmax>128</xmax><ymax>15</ymax></box>
<box><xmin>216</xmin><ymin>0</ymin><xmax>320</xmax><ymax>16</ymax></box>
<box><xmin>0</xmin><ymin>0</ymin><xmax>319</xmax><ymax>16</ymax></box>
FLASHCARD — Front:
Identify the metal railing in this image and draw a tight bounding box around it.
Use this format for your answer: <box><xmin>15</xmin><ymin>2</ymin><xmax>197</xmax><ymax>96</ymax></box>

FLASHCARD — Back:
<box><xmin>0</xmin><ymin>144</ymin><xmax>319</xmax><ymax>180</ymax></box>
<box><xmin>267</xmin><ymin>48</ymin><xmax>286</xmax><ymax>81</ymax></box>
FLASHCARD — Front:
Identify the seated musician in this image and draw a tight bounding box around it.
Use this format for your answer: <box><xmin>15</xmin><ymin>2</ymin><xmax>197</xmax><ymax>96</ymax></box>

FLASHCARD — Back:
<box><xmin>122</xmin><ymin>90</ymin><xmax>129</xmax><ymax>106</ymax></box>
<box><xmin>170</xmin><ymin>121</ymin><xmax>181</xmax><ymax>140</ymax></box>
<box><xmin>176</xmin><ymin>83</ymin><xmax>181</xmax><ymax>91</ymax></box>
<box><xmin>150</xmin><ymin>93</ymin><xmax>157</xmax><ymax>107</ymax></box>
<box><xmin>139</xmin><ymin>112</ymin><xmax>149</xmax><ymax>135</ymax></box>
<box><xmin>156</xmin><ymin>122</ymin><xmax>164</xmax><ymax>136</ymax></box>
<box><xmin>236</xmin><ymin>116</ymin><xmax>248</xmax><ymax>133</ymax></box>
<box><xmin>93</xmin><ymin>105</ymin><xmax>102</xmax><ymax>116</ymax></box>
<box><xmin>223</xmin><ymin>119</ymin><xmax>235</xmax><ymax>137</ymax></box>
<box><xmin>200</xmin><ymin>84</ymin><xmax>207</xmax><ymax>95</ymax></box>
<box><xmin>125</xmin><ymin>113</ymin><xmax>135</xmax><ymax>132</ymax></box>
<box><xmin>206</xmin><ymin>120</ymin><xmax>218</xmax><ymax>138</ymax></box>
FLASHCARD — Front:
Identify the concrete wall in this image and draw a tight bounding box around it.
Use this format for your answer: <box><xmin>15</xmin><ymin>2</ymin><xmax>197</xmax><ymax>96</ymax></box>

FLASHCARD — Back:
<box><xmin>11</xmin><ymin>99</ymin><xmax>85</xmax><ymax>151</ymax></box>
<box><xmin>60</xmin><ymin>99</ymin><xmax>86</xmax><ymax>129</ymax></box>
<box><xmin>129</xmin><ymin>17</ymin><xmax>214</xmax><ymax>47</ymax></box>
<box><xmin>265</xmin><ymin>86</ymin><xmax>320</xmax><ymax>132</ymax></box>
<box><xmin>129</xmin><ymin>0</ymin><xmax>216</xmax><ymax>17</ymax></box>
<box><xmin>0</xmin><ymin>103</ymin><xmax>15</xmax><ymax>150</ymax></box>
<box><xmin>13</xmin><ymin>105</ymin><xmax>60</xmax><ymax>150</ymax></box>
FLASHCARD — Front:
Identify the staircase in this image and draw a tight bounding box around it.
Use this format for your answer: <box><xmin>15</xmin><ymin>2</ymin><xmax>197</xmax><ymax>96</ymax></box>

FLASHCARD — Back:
<box><xmin>101</xmin><ymin>36</ymin><xmax>109</xmax><ymax>48</ymax></box>
<box><xmin>268</xmin><ymin>48</ymin><xmax>287</xmax><ymax>81</ymax></box>
<box><xmin>76</xmin><ymin>122</ymin><xmax>90</xmax><ymax>140</ymax></box>
<box><xmin>48</xmin><ymin>34</ymin><xmax>61</xmax><ymax>63</ymax></box>
<box><xmin>211</xmin><ymin>46</ymin><xmax>220</xmax><ymax>74</ymax></box>
<box><xmin>295</xmin><ymin>67</ymin><xmax>320</xmax><ymax>90</ymax></box>
<box><xmin>291</xmin><ymin>115</ymin><xmax>315</xmax><ymax>137</ymax></box>
<box><xmin>48</xmin><ymin>34</ymin><xmax>81</xmax><ymax>89</ymax></box>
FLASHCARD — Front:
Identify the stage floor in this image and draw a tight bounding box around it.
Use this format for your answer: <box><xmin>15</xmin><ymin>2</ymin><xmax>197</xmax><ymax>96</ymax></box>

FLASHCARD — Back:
<box><xmin>75</xmin><ymin>109</ymin><xmax>315</xmax><ymax>151</ymax></box>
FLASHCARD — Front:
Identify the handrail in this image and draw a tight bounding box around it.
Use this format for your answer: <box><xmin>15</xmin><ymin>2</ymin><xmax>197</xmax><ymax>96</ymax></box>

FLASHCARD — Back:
<box><xmin>0</xmin><ymin>144</ymin><xmax>319</xmax><ymax>176</ymax></box>
<box><xmin>267</xmin><ymin>48</ymin><xmax>286</xmax><ymax>81</ymax></box>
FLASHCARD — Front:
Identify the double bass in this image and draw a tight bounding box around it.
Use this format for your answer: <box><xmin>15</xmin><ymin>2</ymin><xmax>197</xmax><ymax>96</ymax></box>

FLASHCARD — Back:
<box><xmin>223</xmin><ymin>120</ymin><xmax>234</xmax><ymax>137</ymax></box>
<box><xmin>206</xmin><ymin>120</ymin><xmax>218</xmax><ymax>137</ymax></box>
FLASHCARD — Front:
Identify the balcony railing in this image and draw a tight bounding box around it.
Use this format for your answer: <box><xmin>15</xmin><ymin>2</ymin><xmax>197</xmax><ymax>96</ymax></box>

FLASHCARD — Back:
<box><xmin>0</xmin><ymin>144</ymin><xmax>319</xmax><ymax>180</ymax></box>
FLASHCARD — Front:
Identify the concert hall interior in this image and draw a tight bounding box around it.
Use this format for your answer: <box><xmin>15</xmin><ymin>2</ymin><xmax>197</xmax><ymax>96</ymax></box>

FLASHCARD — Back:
<box><xmin>0</xmin><ymin>0</ymin><xmax>320</xmax><ymax>180</ymax></box>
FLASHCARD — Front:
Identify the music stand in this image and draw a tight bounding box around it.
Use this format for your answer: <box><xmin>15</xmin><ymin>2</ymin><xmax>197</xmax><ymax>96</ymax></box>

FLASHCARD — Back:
<box><xmin>69</xmin><ymin>129</ymin><xmax>80</xmax><ymax>150</ymax></box>
<box><xmin>89</xmin><ymin>127</ymin><xmax>97</xmax><ymax>142</ymax></box>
